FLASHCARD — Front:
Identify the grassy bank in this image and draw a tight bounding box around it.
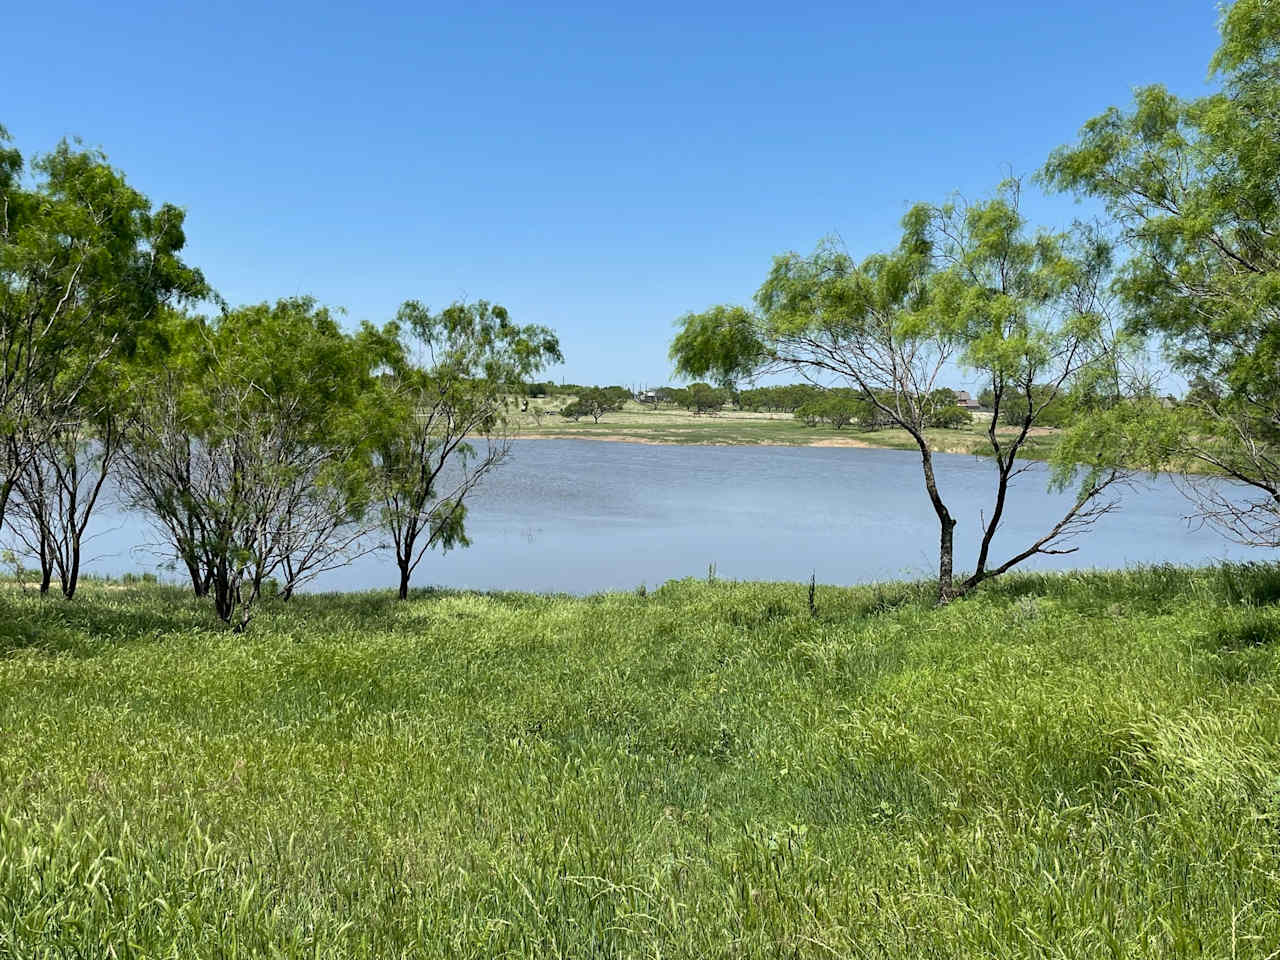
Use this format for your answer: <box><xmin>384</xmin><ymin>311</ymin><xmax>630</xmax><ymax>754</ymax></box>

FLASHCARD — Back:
<box><xmin>518</xmin><ymin>399</ymin><xmax>1060</xmax><ymax>458</ymax></box>
<box><xmin>3</xmin><ymin>567</ymin><xmax>1280</xmax><ymax>957</ymax></box>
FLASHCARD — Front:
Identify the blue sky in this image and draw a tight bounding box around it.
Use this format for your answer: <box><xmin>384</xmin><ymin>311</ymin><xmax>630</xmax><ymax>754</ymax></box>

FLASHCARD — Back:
<box><xmin>5</xmin><ymin>1</ymin><xmax>1224</xmax><ymax>388</ymax></box>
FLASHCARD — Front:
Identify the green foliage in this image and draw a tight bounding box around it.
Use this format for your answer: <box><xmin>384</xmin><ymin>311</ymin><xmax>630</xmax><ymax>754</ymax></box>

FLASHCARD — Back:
<box><xmin>1042</xmin><ymin>5</ymin><xmax>1280</xmax><ymax>398</ymax></box>
<box><xmin>821</xmin><ymin>398</ymin><xmax>852</xmax><ymax>429</ymax></box>
<box><xmin>929</xmin><ymin>404</ymin><xmax>972</xmax><ymax>429</ymax></box>
<box><xmin>738</xmin><ymin>384</ymin><xmax>827</xmax><ymax>412</ymax></box>
<box><xmin>919</xmin><ymin>388</ymin><xmax>970</xmax><ymax>429</ymax></box>
<box><xmin>793</xmin><ymin>390</ymin><xmax>875</xmax><ymax>429</ymax></box>
<box><xmin>659</xmin><ymin>383</ymin><xmax>727</xmax><ymax>415</ymax></box>
<box><xmin>794</xmin><ymin>400</ymin><xmax>821</xmax><ymax>427</ymax></box>
<box><xmin>559</xmin><ymin>399</ymin><xmax>587</xmax><ymax>421</ymax></box>
<box><xmin>652</xmin><ymin>386</ymin><xmax>685</xmax><ymax>407</ymax></box>
<box><xmin>120</xmin><ymin>299</ymin><xmax>391</xmax><ymax>629</ymax></box>
<box><xmin>669</xmin><ymin>304</ymin><xmax>765</xmax><ymax>387</ymax></box>
<box><xmin>978</xmin><ymin>384</ymin><xmax>1073</xmax><ymax>427</ymax></box>
<box><xmin>684</xmin><ymin>382</ymin><xmax>729</xmax><ymax>415</ymax></box>
<box><xmin>3</xmin><ymin>566</ymin><xmax>1280</xmax><ymax>956</ymax></box>
<box><xmin>561</xmin><ymin>386</ymin><xmax>627</xmax><ymax>423</ymax></box>
<box><xmin>376</xmin><ymin>300</ymin><xmax>562</xmax><ymax>598</ymax></box>
<box><xmin>0</xmin><ymin>126</ymin><xmax>205</xmax><ymax>527</ymax></box>
<box><xmin>660</xmin><ymin>386</ymin><xmax>689</xmax><ymax>408</ymax></box>
<box><xmin>671</xmin><ymin>181</ymin><xmax>1130</xmax><ymax>598</ymax></box>
<box><xmin>1041</xmin><ymin>2</ymin><xmax>1280</xmax><ymax>542</ymax></box>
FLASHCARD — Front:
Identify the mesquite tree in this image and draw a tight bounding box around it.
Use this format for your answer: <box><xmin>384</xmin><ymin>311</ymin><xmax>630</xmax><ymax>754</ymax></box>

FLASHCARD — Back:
<box><xmin>672</xmin><ymin>182</ymin><xmax>1139</xmax><ymax>602</ymax></box>
<box><xmin>120</xmin><ymin>300</ymin><xmax>390</xmax><ymax>629</ymax></box>
<box><xmin>7</xmin><ymin>414</ymin><xmax>118</xmax><ymax>598</ymax></box>
<box><xmin>377</xmin><ymin>300</ymin><xmax>561</xmax><ymax>599</ymax></box>
<box><xmin>5</xmin><ymin>340</ymin><xmax>147</xmax><ymax>599</ymax></box>
<box><xmin>1043</xmin><ymin>0</ymin><xmax>1280</xmax><ymax>548</ymax></box>
<box><xmin>0</xmin><ymin>127</ymin><xmax>204</xmax><ymax>533</ymax></box>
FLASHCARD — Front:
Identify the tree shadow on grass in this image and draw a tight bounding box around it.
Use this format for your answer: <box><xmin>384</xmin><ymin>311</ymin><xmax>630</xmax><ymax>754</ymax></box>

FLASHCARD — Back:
<box><xmin>1207</xmin><ymin>561</ymin><xmax>1280</xmax><ymax>607</ymax></box>
<box><xmin>251</xmin><ymin>584</ymin><xmax>565</xmax><ymax>638</ymax></box>
<box><xmin>0</xmin><ymin>585</ymin><xmax>217</xmax><ymax>659</ymax></box>
<box><xmin>0</xmin><ymin>581</ymin><xmax>577</xmax><ymax>659</ymax></box>
<box><xmin>978</xmin><ymin>562</ymin><xmax>1280</xmax><ymax>614</ymax></box>
<box><xmin>1206</xmin><ymin>607</ymin><xmax>1280</xmax><ymax>652</ymax></box>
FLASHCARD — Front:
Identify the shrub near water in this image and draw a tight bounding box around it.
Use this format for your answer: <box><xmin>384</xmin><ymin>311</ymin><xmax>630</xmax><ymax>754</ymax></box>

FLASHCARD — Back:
<box><xmin>2</xmin><ymin>567</ymin><xmax>1280</xmax><ymax>957</ymax></box>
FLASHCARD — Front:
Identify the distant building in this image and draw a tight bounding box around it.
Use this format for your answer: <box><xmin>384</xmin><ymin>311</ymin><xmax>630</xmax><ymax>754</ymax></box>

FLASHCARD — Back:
<box><xmin>954</xmin><ymin>390</ymin><xmax>983</xmax><ymax>410</ymax></box>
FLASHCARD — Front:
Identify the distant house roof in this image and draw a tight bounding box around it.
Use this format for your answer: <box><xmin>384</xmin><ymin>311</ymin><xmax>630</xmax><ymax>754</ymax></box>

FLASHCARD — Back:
<box><xmin>953</xmin><ymin>390</ymin><xmax>982</xmax><ymax>409</ymax></box>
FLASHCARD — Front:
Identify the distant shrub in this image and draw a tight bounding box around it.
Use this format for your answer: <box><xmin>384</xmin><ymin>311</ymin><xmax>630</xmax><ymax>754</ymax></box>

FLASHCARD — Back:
<box><xmin>794</xmin><ymin>393</ymin><xmax>876</xmax><ymax>429</ymax></box>
<box><xmin>795</xmin><ymin>401</ymin><xmax>823</xmax><ymax>427</ymax></box>
<box><xmin>930</xmin><ymin>405</ymin><xmax>973</xmax><ymax>429</ymax></box>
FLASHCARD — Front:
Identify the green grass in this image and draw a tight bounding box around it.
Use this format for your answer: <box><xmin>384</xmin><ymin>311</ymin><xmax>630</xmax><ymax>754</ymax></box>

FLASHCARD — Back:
<box><xmin>4</xmin><ymin>565</ymin><xmax>1280</xmax><ymax>957</ymax></box>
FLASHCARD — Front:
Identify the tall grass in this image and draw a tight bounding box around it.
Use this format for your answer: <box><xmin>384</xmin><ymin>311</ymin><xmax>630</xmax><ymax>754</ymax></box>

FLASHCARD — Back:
<box><xmin>2</xmin><ymin>565</ymin><xmax>1280</xmax><ymax>957</ymax></box>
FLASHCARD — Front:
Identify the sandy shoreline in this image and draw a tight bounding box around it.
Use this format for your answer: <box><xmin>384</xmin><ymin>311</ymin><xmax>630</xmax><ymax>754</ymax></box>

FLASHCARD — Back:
<box><xmin>518</xmin><ymin>432</ymin><xmax>997</xmax><ymax>456</ymax></box>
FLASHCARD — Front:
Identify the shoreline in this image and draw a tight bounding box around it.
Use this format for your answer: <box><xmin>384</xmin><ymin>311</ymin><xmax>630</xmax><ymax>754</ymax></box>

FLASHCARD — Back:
<box><xmin>4</xmin><ymin>558</ymin><xmax>1257</xmax><ymax>601</ymax></box>
<box><xmin>518</xmin><ymin>431</ymin><xmax>879</xmax><ymax>449</ymax></box>
<box><xmin>513</xmin><ymin>428</ymin><xmax>1202</xmax><ymax>470</ymax></box>
<box><xmin>517</xmin><ymin>430</ymin><xmax>997</xmax><ymax>456</ymax></box>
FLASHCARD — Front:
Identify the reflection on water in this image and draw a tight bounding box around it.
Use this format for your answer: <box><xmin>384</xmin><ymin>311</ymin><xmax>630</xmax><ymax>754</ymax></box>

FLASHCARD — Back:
<box><xmin>46</xmin><ymin>439</ymin><xmax>1253</xmax><ymax>595</ymax></box>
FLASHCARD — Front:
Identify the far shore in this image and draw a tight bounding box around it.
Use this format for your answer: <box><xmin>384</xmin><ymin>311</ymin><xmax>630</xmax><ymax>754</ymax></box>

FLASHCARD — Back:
<box><xmin>513</xmin><ymin>400</ymin><xmax>1048</xmax><ymax>458</ymax></box>
<box><xmin>519</xmin><ymin>431</ymin><xmax>881</xmax><ymax>449</ymax></box>
<box><xmin>513</xmin><ymin>400</ymin><xmax>1215</xmax><ymax>472</ymax></box>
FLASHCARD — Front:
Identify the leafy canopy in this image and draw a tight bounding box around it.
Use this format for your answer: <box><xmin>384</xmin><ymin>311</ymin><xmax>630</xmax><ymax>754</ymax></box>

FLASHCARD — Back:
<box><xmin>1041</xmin><ymin>0</ymin><xmax>1280</xmax><ymax>542</ymax></box>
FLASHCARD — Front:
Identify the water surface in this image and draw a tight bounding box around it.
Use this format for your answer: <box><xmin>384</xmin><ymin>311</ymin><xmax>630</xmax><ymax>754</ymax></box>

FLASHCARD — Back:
<box><xmin>67</xmin><ymin>439</ymin><xmax>1253</xmax><ymax>594</ymax></box>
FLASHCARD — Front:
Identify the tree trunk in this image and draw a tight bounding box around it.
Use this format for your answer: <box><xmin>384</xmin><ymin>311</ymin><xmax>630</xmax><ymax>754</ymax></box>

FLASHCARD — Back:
<box><xmin>212</xmin><ymin>561</ymin><xmax>234</xmax><ymax>623</ymax></box>
<box><xmin>937</xmin><ymin>513</ymin><xmax>957</xmax><ymax>601</ymax></box>
<box><xmin>914</xmin><ymin>441</ymin><xmax>958</xmax><ymax>603</ymax></box>
<box><xmin>965</xmin><ymin>464</ymin><xmax>1012</xmax><ymax>595</ymax></box>
<box><xmin>281</xmin><ymin>557</ymin><xmax>295</xmax><ymax>601</ymax></box>
<box><xmin>0</xmin><ymin>476</ymin><xmax>15</xmax><ymax>540</ymax></box>
<box><xmin>233</xmin><ymin>582</ymin><xmax>259</xmax><ymax>634</ymax></box>
<box><xmin>395</xmin><ymin>530</ymin><xmax>415</xmax><ymax>600</ymax></box>
<box><xmin>36</xmin><ymin>522</ymin><xmax>53</xmax><ymax>594</ymax></box>
<box><xmin>62</xmin><ymin>543</ymin><xmax>80</xmax><ymax>599</ymax></box>
<box><xmin>185</xmin><ymin>556</ymin><xmax>207</xmax><ymax>596</ymax></box>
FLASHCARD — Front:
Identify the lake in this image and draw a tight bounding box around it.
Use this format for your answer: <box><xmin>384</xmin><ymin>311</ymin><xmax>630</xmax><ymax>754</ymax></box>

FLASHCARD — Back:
<box><xmin>65</xmin><ymin>439</ymin><xmax>1253</xmax><ymax>595</ymax></box>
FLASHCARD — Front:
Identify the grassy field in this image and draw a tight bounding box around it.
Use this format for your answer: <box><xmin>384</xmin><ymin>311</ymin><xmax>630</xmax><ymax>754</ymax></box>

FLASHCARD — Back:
<box><xmin>519</xmin><ymin>399</ymin><xmax>1061</xmax><ymax>458</ymax></box>
<box><xmin>4</xmin><ymin>567</ymin><xmax>1280</xmax><ymax>957</ymax></box>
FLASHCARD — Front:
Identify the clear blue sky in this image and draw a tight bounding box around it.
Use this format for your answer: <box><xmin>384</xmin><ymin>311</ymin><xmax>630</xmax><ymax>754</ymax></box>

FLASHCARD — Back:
<box><xmin>5</xmin><ymin>1</ymin><xmax>1224</xmax><ymax>388</ymax></box>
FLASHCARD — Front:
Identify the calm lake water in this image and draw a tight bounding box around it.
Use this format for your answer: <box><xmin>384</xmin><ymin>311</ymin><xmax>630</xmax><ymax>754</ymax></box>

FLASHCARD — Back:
<box><xmin>67</xmin><ymin>439</ymin><xmax>1253</xmax><ymax>595</ymax></box>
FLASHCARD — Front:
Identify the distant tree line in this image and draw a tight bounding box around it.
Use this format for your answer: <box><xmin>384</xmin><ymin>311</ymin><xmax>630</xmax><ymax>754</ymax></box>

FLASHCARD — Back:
<box><xmin>549</xmin><ymin>382</ymin><xmax>733</xmax><ymax>419</ymax></box>
<box><xmin>544</xmin><ymin>381</ymin><xmax>977</xmax><ymax>427</ymax></box>
<box><xmin>795</xmin><ymin>388</ymin><xmax>972</xmax><ymax>430</ymax></box>
<box><xmin>737</xmin><ymin>384</ymin><xmax>826</xmax><ymax>412</ymax></box>
<box><xmin>977</xmin><ymin>386</ymin><xmax>1072</xmax><ymax>428</ymax></box>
